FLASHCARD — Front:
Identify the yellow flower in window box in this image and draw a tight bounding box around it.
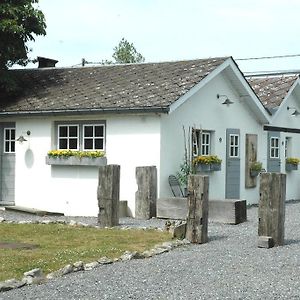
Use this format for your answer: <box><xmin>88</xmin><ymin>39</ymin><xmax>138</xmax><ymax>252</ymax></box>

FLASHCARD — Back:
<box><xmin>193</xmin><ymin>155</ymin><xmax>222</xmax><ymax>172</ymax></box>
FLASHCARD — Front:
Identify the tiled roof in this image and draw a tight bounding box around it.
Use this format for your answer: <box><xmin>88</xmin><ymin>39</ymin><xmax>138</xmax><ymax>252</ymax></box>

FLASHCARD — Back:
<box><xmin>0</xmin><ymin>57</ymin><xmax>228</xmax><ymax>114</ymax></box>
<box><xmin>247</xmin><ymin>75</ymin><xmax>298</xmax><ymax>109</ymax></box>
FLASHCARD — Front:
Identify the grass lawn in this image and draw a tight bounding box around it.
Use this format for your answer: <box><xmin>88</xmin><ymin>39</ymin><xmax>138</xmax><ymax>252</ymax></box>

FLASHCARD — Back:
<box><xmin>0</xmin><ymin>223</ymin><xmax>172</xmax><ymax>281</ymax></box>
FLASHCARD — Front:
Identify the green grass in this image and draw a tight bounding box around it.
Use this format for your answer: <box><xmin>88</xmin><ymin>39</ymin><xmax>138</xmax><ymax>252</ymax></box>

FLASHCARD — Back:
<box><xmin>0</xmin><ymin>223</ymin><xmax>172</xmax><ymax>281</ymax></box>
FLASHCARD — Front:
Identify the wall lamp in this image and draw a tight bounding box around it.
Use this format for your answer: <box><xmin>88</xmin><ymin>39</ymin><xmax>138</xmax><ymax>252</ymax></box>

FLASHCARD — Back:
<box><xmin>287</xmin><ymin>106</ymin><xmax>300</xmax><ymax>116</ymax></box>
<box><xmin>16</xmin><ymin>130</ymin><xmax>31</xmax><ymax>144</ymax></box>
<box><xmin>217</xmin><ymin>94</ymin><xmax>234</xmax><ymax>105</ymax></box>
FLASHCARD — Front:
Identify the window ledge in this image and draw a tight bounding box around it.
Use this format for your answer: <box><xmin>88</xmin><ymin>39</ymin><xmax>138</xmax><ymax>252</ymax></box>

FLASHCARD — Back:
<box><xmin>46</xmin><ymin>156</ymin><xmax>107</xmax><ymax>166</ymax></box>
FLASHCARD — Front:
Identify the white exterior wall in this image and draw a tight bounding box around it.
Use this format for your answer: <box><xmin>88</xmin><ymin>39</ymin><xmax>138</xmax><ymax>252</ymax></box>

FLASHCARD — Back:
<box><xmin>13</xmin><ymin>114</ymin><xmax>160</xmax><ymax>216</ymax></box>
<box><xmin>270</xmin><ymin>92</ymin><xmax>300</xmax><ymax>201</ymax></box>
<box><xmin>160</xmin><ymin>73</ymin><xmax>267</xmax><ymax>205</ymax></box>
<box><xmin>106</xmin><ymin>114</ymin><xmax>161</xmax><ymax>216</ymax></box>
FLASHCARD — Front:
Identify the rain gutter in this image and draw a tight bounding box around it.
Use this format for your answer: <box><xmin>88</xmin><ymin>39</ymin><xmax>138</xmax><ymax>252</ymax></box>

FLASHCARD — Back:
<box><xmin>0</xmin><ymin>106</ymin><xmax>170</xmax><ymax>117</ymax></box>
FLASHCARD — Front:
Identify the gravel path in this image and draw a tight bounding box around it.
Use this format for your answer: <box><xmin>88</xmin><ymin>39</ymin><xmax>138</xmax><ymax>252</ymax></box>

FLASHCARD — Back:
<box><xmin>0</xmin><ymin>209</ymin><xmax>166</xmax><ymax>229</ymax></box>
<box><xmin>1</xmin><ymin>203</ymin><xmax>300</xmax><ymax>299</ymax></box>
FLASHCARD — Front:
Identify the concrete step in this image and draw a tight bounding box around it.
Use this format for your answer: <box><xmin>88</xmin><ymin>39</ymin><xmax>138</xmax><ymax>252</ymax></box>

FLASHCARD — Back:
<box><xmin>157</xmin><ymin>198</ymin><xmax>247</xmax><ymax>224</ymax></box>
<box><xmin>5</xmin><ymin>206</ymin><xmax>64</xmax><ymax>217</ymax></box>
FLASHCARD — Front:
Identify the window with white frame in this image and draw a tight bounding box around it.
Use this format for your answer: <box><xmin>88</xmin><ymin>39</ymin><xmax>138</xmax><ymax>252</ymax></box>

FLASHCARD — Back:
<box><xmin>58</xmin><ymin>125</ymin><xmax>79</xmax><ymax>150</ymax></box>
<box><xmin>83</xmin><ymin>124</ymin><xmax>105</xmax><ymax>151</ymax></box>
<box><xmin>285</xmin><ymin>137</ymin><xmax>292</xmax><ymax>158</ymax></box>
<box><xmin>270</xmin><ymin>137</ymin><xmax>279</xmax><ymax>158</ymax></box>
<box><xmin>192</xmin><ymin>130</ymin><xmax>211</xmax><ymax>157</ymax></box>
<box><xmin>201</xmin><ymin>132</ymin><xmax>210</xmax><ymax>156</ymax></box>
<box><xmin>229</xmin><ymin>134</ymin><xmax>239</xmax><ymax>157</ymax></box>
<box><xmin>4</xmin><ymin>128</ymin><xmax>15</xmax><ymax>153</ymax></box>
<box><xmin>57</xmin><ymin>122</ymin><xmax>105</xmax><ymax>151</ymax></box>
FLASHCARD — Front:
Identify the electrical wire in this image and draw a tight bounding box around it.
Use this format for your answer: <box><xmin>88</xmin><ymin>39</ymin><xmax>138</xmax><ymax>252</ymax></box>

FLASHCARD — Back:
<box><xmin>236</xmin><ymin>54</ymin><xmax>300</xmax><ymax>61</ymax></box>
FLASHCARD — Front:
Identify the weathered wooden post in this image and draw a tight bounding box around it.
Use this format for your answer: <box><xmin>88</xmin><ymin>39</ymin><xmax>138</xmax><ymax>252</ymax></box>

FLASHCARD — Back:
<box><xmin>135</xmin><ymin>166</ymin><xmax>157</xmax><ymax>219</ymax></box>
<box><xmin>258</xmin><ymin>172</ymin><xmax>286</xmax><ymax>247</ymax></box>
<box><xmin>97</xmin><ymin>164</ymin><xmax>120</xmax><ymax>227</ymax></box>
<box><xmin>186</xmin><ymin>175</ymin><xmax>209</xmax><ymax>244</ymax></box>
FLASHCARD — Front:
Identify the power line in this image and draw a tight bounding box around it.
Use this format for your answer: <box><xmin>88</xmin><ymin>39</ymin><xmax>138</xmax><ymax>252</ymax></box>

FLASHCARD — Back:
<box><xmin>245</xmin><ymin>69</ymin><xmax>300</xmax><ymax>77</ymax></box>
<box><xmin>236</xmin><ymin>54</ymin><xmax>300</xmax><ymax>61</ymax></box>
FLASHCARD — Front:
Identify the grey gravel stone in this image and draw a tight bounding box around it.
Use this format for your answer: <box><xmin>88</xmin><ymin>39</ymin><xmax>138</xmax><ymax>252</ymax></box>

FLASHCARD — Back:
<box><xmin>98</xmin><ymin>257</ymin><xmax>113</xmax><ymax>265</ymax></box>
<box><xmin>46</xmin><ymin>264</ymin><xmax>74</xmax><ymax>280</ymax></box>
<box><xmin>22</xmin><ymin>268</ymin><xmax>45</xmax><ymax>285</ymax></box>
<box><xmin>73</xmin><ymin>261</ymin><xmax>84</xmax><ymax>272</ymax></box>
<box><xmin>3</xmin><ymin>202</ymin><xmax>300</xmax><ymax>299</ymax></box>
<box><xmin>0</xmin><ymin>279</ymin><xmax>26</xmax><ymax>292</ymax></box>
<box><xmin>84</xmin><ymin>262</ymin><xmax>99</xmax><ymax>271</ymax></box>
<box><xmin>68</xmin><ymin>220</ymin><xmax>77</xmax><ymax>226</ymax></box>
<box><xmin>23</xmin><ymin>269</ymin><xmax>43</xmax><ymax>278</ymax></box>
<box><xmin>120</xmin><ymin>251</ymin><xmax>134</xmax><ymax>261</ymax></box>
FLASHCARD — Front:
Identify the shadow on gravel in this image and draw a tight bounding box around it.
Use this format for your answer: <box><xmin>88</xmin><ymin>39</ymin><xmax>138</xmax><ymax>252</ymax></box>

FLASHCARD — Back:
<box><xmin>209</xmin><ymin>235</ymin><xmax>228</xmax><ymax>242</ymax></box>
<box><xmin>284</xmin><ymin>239</ymin><xmax>300</xmax><ymax>245</ymax></box>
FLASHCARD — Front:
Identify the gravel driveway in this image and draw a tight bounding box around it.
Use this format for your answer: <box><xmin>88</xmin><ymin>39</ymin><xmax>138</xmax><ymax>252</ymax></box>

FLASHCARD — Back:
<box><xmin>1</xmin><ymin>202</ymin><xmax>300</xmax><ymax>300</ymax></box>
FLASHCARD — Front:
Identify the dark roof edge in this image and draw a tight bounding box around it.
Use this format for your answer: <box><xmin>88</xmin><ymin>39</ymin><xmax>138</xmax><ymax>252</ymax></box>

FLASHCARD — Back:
<box><xmin>0</xmin><ymin>106</ymin><xmax>170</xmax><ymax>117</ymax></box>
<box><xmin>232</xmin><ymin>57</ymin><xmax>272</xmax><ymax>116</ymax></box>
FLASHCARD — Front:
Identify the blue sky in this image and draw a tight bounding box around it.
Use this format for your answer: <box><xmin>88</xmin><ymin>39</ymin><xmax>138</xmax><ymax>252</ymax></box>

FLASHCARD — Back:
<box><xmin>27</xmin><ymin>0</ymin><xmax>300</xmax><ymax>73</ymax></box>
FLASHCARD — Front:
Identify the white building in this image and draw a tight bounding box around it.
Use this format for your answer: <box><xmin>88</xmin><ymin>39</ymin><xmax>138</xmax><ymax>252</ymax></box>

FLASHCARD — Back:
<box><xmin>0</xmin><ymin>57</ymin><xmax>299</xmax><ymax>216</ymax></box>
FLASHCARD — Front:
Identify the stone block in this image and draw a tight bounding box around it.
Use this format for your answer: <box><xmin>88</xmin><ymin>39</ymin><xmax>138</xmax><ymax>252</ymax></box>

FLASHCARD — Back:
<box><xmin>258</xmin><ymin>236</ymin><xmax>274</xmax><ymax>248</ymax></box>
<box><xmin>119</xmin><ymin>200</ymin><xmax>128</xmax><ymax>218</ymax></box>
<box><xmin>169</xmin><ymin>223</ymin><xmax>187</xmax><ymax>239</ymax></box>
<box><xmin>209</xmin><ymin>199</ymin><xmax>247</xmax><ymax>225</ymax></box>
<box><xmin>157</xmin><ymin>198</ymin><xmax>247</xmax><ymax>225</ymax></box>
<box><xmin>157</xmin><ymin>197</ymin><xmax>188</xmax><ymax>219</ymax></box>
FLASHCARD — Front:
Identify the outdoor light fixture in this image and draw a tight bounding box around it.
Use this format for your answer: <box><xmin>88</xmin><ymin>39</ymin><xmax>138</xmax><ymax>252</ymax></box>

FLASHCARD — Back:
<box><xmin>287</xmin><ymin>106</ymin><xmax>300</xmax><ymax>116</ymax></box>
<box><xmin>16</xmin><ymin>130</ymin><xmax>31</xmax><ymax>144</ymax></box>
<box><xmin>217</xmin><ymin>94</ymin><xmax>234</xmax><ymax>105</ymax></box>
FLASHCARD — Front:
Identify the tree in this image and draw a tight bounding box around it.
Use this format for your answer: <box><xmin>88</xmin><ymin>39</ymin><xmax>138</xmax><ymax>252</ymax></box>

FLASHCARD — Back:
<box><xmin>111</xmin><ymin>38</ymin><xmax>145</xmax><ymax>64</ymax></box>
<box><xmin>0</xmin><ymin>0</ymin><xmax>46</xmax><ymax>92</ymax></box>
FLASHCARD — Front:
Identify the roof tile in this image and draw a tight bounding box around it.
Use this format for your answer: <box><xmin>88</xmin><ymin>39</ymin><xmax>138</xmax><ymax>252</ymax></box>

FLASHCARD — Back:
<box><xmin>0</xmin><ymin>57</ymin><xmax>228</xmax><ymax>113</ymax></box>
<box><xmin>247</xmin><ymin>75</ymin><xmax>298</xmax><ymax>109</ymax></box>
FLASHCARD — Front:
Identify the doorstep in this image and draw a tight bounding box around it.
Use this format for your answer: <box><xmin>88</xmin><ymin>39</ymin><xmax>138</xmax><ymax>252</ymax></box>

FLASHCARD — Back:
<box><xmin>5</xmin><ymin>206</ymin><xmax>64</xmax><ymax>217</ymax></box>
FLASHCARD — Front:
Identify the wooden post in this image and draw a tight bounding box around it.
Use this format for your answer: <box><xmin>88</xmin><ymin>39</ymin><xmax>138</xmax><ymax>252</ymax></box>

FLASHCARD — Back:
<box><xmin>97</xmin><ymin>165</ymin><xmax>120</xmax><ymax>227</ymax></box>
<box><xmin>245</xmin><ymin>134</ymin><xmax>258</xmax><ymax>188</ymax></box>
<box><xmin>186</xmin><ymin>175</ymin><xmax>209</xmax><ymax>244</ymax></box>
<box><xmin>135</xmin><ymin>166</ymin><xmax>157</xmax><ymax>219</ymax></box>
<box><xmin>258</xmin><ymin>172</ymin><xmax>286</xmax><ymax>246</ymax></box>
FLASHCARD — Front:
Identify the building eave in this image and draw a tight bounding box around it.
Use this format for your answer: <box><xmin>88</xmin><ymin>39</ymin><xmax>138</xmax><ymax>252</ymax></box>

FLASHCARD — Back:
<box><xmin>0</xmin><ymin>106</ymin><xmax>170</xmax><ymax>117</ymax></box>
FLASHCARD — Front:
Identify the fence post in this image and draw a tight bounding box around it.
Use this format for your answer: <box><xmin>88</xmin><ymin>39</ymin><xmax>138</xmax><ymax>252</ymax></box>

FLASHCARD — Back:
<box><xmin>97</xmin><ymin>164</ymin><xmax>120</xmax><ymax>227</ymax></box>
<box><xmin>186</xmin><ymin>175</ymin><xmax>209</xmax><ymax>244</ymax></box>
<box><xmin>135</xmin><ymin>166</ymin><xmax>157</xmax><ymax>219</ymax></box>
<box><xmin>258</xmin><ymin>172</ymin><xmax>286</xmax><ymax>246</ymax></box>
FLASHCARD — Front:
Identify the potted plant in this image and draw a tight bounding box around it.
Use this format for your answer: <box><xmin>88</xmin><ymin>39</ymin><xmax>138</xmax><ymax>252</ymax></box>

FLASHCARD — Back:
<box><xmin>285</xmin><ymin>157</ymin><xmax>300</xmax><ymax>171</ymax></box>
<box><xmin>250</xmin><ymin>161</ymin><xmax>262</xmax><ymax>177</ymax></box>
<box><xmin>176</xmin><ymin>160</ymin><xmax>192</xmax><ymax>197</ymax></box>
<box><xmin>193</xmin><ymin>155</ymin><xmax>222</xmax><ymax>172</ymax></box>
<box><xmin>46</xmin><ymin>150</ymin><xmax>107</xmax><ymax>166</ymax></box>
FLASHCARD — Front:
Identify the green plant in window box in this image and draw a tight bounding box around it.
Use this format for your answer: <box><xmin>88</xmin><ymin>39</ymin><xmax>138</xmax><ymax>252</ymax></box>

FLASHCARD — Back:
<box><xmin>193</xmin><ymin>155</ymin><xmax>222</xmax><ymax>172</ymax></box>
<box><xmin>286</xmin><ymin>157</ymin><xmax>300</xmax><ymax>171</ymax></box>
<box><xmin>250</xmin><ymin>161</ymin><xmax>262</xmax><ymax>177</ymax></box>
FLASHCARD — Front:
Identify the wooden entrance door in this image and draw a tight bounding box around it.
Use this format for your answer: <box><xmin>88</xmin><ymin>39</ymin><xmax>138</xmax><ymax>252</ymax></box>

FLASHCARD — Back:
<box><xmin>0</xmin><ymin>123</ymin><xmax>16</xmax><ymax>205</ymax></box>
<box><xmin>225</xmin><ymin>129</ymin><xmax>240</xmax><ymax>199</ymax></box>
<box><xmin>267</xmin><ymin>131</ymin><xmax>281</xmax><ymax>173</ymax></box>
